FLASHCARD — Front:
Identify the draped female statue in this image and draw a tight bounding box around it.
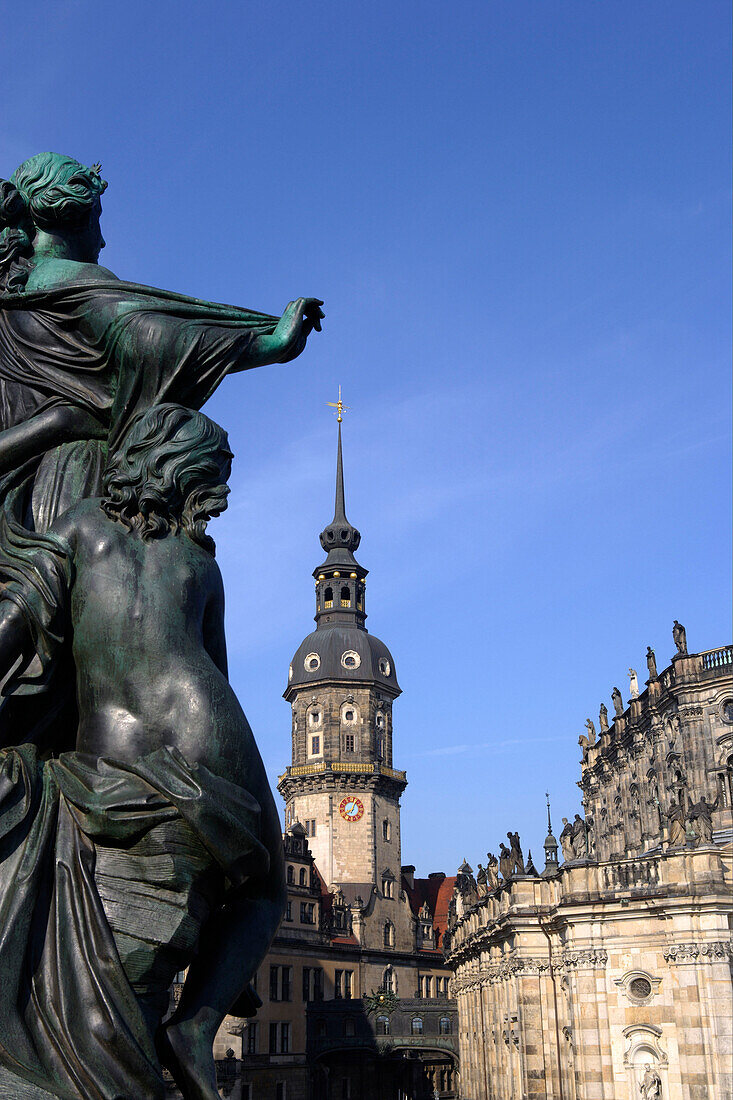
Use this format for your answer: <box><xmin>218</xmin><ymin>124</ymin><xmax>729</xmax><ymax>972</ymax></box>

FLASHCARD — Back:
<box><xmin>0</xmin><ymin>152</ymin><xmax>323</xmax><ymax>533</ymax></box>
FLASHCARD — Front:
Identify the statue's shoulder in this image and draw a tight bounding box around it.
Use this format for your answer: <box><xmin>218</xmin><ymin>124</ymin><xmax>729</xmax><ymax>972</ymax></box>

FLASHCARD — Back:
<box><xmin>23</xmin><ymin>260</ymin><xmax>120</xmax><ymax>293</ymax></box>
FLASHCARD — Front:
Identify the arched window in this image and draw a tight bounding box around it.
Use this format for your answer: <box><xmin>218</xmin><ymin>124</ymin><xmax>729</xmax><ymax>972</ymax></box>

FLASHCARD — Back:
<box><xmin>299</xmin><ymin>867</ymin><xmax>307</xmax><ymax>886</ymax></box>
<box><xmin>324</xmin><ymin>587</ymin><xmax>333</xmax><ymax>610</ymax></box>
<box><xmin>411</xmin><ymin>1017</ymin><xmax>423</xmax><ymax>1036</ymax></box>
<box><xmin>382</xmin><ymin>876</ymin><xmax>394</xmax><ymax>898</ymax></box>
<box><xmin>376</xmin><ymin>1015</ymin><xmax>390</xmax><ymax>1036</ymax></box>
<box><xmin>382</xmin><ymin>819</ymin><xmax>391</xmax><ymax>842</ymax></box>
<box><xmin>340</xmin><ymin>586</ymin><xmax>351</xmax><ymax>608</ymax></box>
<box><xmin>383</xmin><ymin>921</ymin><xmax>395</xmax><ymax>947</ymax></box>
<box><xmin>286</xmin><ymin>866</ymin><xmax>294</xmax><ymax>884</ymax></box>
<box><xmin>343</xmin><ymin>1017</ymin><xmax>355</xmax><ymax>1037</ymax></box>
<box><xmin>439</xmin><ymin>1016</ymin><xmax>451</xmax><ymax>1035</ymax></box>
<box><xmin>383</xmin><ymin>968</ymin><xmax>394</xmax><ymax>993</ymax></box>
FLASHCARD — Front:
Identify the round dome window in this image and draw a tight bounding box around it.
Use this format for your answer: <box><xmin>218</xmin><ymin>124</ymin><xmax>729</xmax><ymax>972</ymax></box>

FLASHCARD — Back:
<box><xmin>288</xmin><ymin>665</ymin><xmax>293</xmax><ymax>682</ymax></box>
<box><xmin>628</xmin><ymin>976</ymin><xmax>653</xmax><ymax>1002</ymax></box>
<box><xmin>341</xmin><ymin>650</ymin><xmax>361</xmax><ymax>670</ymax></box>
<box><xmin>378</xmin><ymin>658</ymin><xmax>391</xmax><ymax>676</ymax></box>
<box><xmin>304</xmin><ymin>653</ymin><xmax>321</xmax><ymax>672</ymax></box>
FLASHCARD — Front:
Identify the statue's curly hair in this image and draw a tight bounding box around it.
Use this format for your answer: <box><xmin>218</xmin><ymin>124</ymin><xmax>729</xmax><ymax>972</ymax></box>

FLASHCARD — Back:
<box><xmin>101</xmin><ymin>404</ymin><xmax>233</xmax><ymax>557</ymax></box>
<box><xmin>0</xmin><ymin>152</ymin><xmax>107</xmax><ymax>292</ymax></box>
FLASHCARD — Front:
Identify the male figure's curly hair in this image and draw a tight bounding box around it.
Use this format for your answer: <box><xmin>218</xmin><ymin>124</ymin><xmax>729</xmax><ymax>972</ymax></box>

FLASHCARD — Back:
<box><xmin>101</xmin><ymin>404</ymin><xmax>233</xmax><ymax>556</ymax></box>
<box><xmin>0</xmin><ymin>152</ymin><xmax>107</xmax><ymax>292</ymax></box>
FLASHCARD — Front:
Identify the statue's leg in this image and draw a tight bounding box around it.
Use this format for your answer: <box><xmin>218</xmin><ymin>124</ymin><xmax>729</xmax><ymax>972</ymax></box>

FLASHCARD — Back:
<box><xmin>94</xmin><ymin>815</ymin><xmax>222</xmax><ymax>1037</ymax></box>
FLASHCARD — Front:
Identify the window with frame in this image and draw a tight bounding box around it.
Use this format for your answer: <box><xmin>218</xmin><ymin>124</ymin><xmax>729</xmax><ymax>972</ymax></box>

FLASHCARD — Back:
<box><xmin>383</xmin><ymin>921</ymin><xmax>395</xmax><ymax>947</ymax></box>
<box><xmin>286</xmin><ymin>865</ymin><xmax>294</xmax><ymax>884</ymax></box>
<box><xmin>439</xmin><ymin>1016</ymin><xmax>451</xmax><ymax>1035</ymax></box>
<box><xmin>411</xmin><ymin>1017</ymin><xmax>423</xmax><ymax>1036</ymax></box>
<box><xmin>246</xmin><ymin>1021</ymin><xmax>258</xmax><ymax>1055</ymax></box>
<box><xmin>343</xmin><ymin>708</ymin><xmax>355</xmax><ymax>723</ymax></box>
<box><xmin>383</xmin><ymin>968</ymin><xmax>394</xmax><ymax>993</ymax></box>
<box><xmin>425</xmin><ymin>976</ymin><xmax>432</xmax><ymax>998</ymax></box>
<box><xmin>344</xmin><ymin>734</ymin><xmax>355</xmax><ymax>753</ymax></box>
<box><xmin>341</xmin><ymin>1076</ymin><xmax>352</xmax><ymax>1098</ymax></box>
<box><xmin>309</xmin><ymin>735</ymin><xmax>321</xmax><ymax>756</ymax></box>
<box><xmin>417</xmin><ymin>975</ymin><xmax>424</xmax><ymax>998</ymax></box>
<box><xmin>343</xmin><ymin>1017</ymin><xmax>355</xmax><ymax>1037</ymax></box>
<box><xmin>270</xmin><ymin>965</ymin><xmax>292</xmax><ymax>1002</ymax></box>
<box><xmin>285</xmin><ymin>901</ymin><xmax>292</xmax><ymax>922</ymax></box>
<box><xmin>268</xmin><ymin>1022</ymin><xmax>278</xmax><ymax>1053</ymax></box>
<box><xmin>376</xmin><ymin>1015</ymin><xmax>390</xmax><ymax>1036</ymax></box>
<box><xmin>304</xmin><ymin>819</ymin><xmax>317</xmax><ymax>837</ymax></box>
<box><xmin>382</xmin><ymin>876</ymin><xmax>394</xmax><ymax>898</ymax></box>
<box><xmin>382</xmin><ymin>819</ymin><xmax>391</xmax><ymax>841</ymax></box>
<box><xmin>308</xmin><ymin>709</ymin><xmax>321</xmax><ymax>726</ymax></box>
<box><xmin>317</xmin><ymin>1018</ymin><xmax>327</xmax><ymax>1038</ymax></box>
<box><xmin>299</xmin><ymin>867</ymin><xmax>307</xmax><ymax>886</ymax></box>
<box><xmin>280</xmin><ymin>1022</ymin><xmax>290</xmax><ymax>1054</ymax></box>
<box><xmin>334</xmin><ymin>969</ymin><xmax>353</xmax><ymax>1000</ymax></box>
<box><xmin>300</xmin><ymin>901</ymin><xmax>315</xmax><ymax>924</ymax></box>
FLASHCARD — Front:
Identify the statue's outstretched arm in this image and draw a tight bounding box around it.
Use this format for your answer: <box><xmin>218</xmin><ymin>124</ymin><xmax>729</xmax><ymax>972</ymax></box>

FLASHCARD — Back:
<box><xmin>0</xmin><ymin>405</ymin><xmax>105</xmax><ymax>478</ymax></box>
<box><xmin>239</xmin><ymin>297</ymin><xmax>324</xmax><ymax>370</ymax></box>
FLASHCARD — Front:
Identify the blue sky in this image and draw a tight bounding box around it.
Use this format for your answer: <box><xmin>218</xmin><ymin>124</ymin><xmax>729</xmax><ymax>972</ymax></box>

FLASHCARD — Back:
<box><xmin>5</xmin><ymin>1</ymin><xmax>730</xmax><ymax>875</ymax></box>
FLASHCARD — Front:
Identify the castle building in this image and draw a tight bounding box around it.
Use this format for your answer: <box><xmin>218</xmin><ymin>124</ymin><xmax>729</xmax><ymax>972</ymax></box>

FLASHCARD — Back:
<box><xmin>444</xmin><ymin>634</ymin><xmax>733</xmax><ymax>1100</ymax></box>
<box><xmin>212</xmin><ymin>418</ymin><xmax>459</xmax><ymax>1100</ymax></box>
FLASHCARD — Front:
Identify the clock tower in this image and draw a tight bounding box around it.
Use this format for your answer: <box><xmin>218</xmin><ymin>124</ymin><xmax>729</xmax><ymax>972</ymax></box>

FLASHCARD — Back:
<box><xmin>279</xmin><ymin>416</ymin><xmax>406</xmax><ymax>894</ymax></box>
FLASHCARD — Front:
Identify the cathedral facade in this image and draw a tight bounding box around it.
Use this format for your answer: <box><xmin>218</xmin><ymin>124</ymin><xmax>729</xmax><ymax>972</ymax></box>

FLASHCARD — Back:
<box><xmin>444</xmin><ymin>633</ymin><xmax>733</xmax><ymax>1100</ymax></box>
<box><xmin>211</xmin><ymin>421</ymin><xmax>458</xmax><ymax>1100</ymax></box>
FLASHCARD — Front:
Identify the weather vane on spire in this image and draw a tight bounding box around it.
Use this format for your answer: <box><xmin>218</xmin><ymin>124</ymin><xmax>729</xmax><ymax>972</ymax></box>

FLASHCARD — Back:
<box><xmin>327</xmin><ymin>385</ymin><xmax>350</xmax><ymax>423</ymax></box>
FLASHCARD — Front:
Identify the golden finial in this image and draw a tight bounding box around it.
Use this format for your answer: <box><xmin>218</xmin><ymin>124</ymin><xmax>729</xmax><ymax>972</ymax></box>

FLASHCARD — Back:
<box><xmin>327</xmin><ymin>385</ymin><xmax>349</xmax><ymax>423</ymax></box>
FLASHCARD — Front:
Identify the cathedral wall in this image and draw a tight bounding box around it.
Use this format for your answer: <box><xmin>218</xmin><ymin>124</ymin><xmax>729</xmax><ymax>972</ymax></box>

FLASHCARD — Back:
<box><xmin>448</xmin><ymin>847</ymin><xmax>733</xmax><ymax>1100</ymax></box>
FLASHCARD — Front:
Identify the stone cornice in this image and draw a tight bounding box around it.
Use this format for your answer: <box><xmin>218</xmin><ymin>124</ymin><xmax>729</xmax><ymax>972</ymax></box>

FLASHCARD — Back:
<box><xmin>662</xmin><ymin>940</ymin><xmax>733</xmax><ymax>964</ymax></box>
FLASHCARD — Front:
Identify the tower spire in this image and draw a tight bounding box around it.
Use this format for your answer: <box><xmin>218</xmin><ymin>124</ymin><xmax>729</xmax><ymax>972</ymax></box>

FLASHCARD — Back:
<box><xmin>328</xmin><ymin>386</ymin><xmax>350</xmax><ymax>524</ymax></box>
<box><xmin>314</xmin><ymin>392</ymin><xmax>367</xmax><ymax>628</ymax></box>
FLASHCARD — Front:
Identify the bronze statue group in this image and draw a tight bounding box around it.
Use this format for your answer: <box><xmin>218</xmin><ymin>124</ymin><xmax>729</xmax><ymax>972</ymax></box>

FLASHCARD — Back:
<box><xmin>0</xmin><ymin>153</ymin><xmax>322</xmax><ymax>1100</ymax></box>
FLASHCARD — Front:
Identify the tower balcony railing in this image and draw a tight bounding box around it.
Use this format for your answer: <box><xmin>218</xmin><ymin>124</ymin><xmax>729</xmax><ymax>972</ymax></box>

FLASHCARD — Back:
<box><xmin>279</xmin><ymin>761</ymin><xmax>407</xmax><ymax>782</ymax></box>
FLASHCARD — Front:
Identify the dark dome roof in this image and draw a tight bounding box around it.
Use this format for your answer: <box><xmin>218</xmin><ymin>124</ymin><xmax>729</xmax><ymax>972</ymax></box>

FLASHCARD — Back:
<box><xmin>286</xmin><ymin>625</ymin><xmax>400</xmax><ymax>695</ymax></box>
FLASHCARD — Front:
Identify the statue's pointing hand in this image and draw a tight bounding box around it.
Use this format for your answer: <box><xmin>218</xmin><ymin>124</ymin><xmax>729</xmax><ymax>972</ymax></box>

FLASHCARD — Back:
<box><xmin>300</xmin><ymin>297</ymin><xmax>325</xmax><ymax>334</ymax></box>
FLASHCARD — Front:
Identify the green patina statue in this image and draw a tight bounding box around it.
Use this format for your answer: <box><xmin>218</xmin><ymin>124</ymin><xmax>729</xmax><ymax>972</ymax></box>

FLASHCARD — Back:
<box><xmin>0</xmin><ymin>153</ymin><xmax>322</xmax><ymax>1100</ymax></box>
<box><xmin>0</xmin><ymin>152</ymin><xmax>323</xmax><ymax>533</ymax></box>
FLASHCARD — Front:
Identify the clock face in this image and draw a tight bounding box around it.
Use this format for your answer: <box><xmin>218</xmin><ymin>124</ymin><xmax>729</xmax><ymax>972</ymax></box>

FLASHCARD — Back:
<box><xmin>339</xmin><ymin>796</ymin><xmax>364</xmax><ymax>822</ymax></box>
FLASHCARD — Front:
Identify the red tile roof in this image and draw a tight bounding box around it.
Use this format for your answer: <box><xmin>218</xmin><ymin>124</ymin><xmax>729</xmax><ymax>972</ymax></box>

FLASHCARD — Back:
<box><xmin>402</xmin><ymin>872</ymin><xmax>456</xmax><ymax>949</ymax></box>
